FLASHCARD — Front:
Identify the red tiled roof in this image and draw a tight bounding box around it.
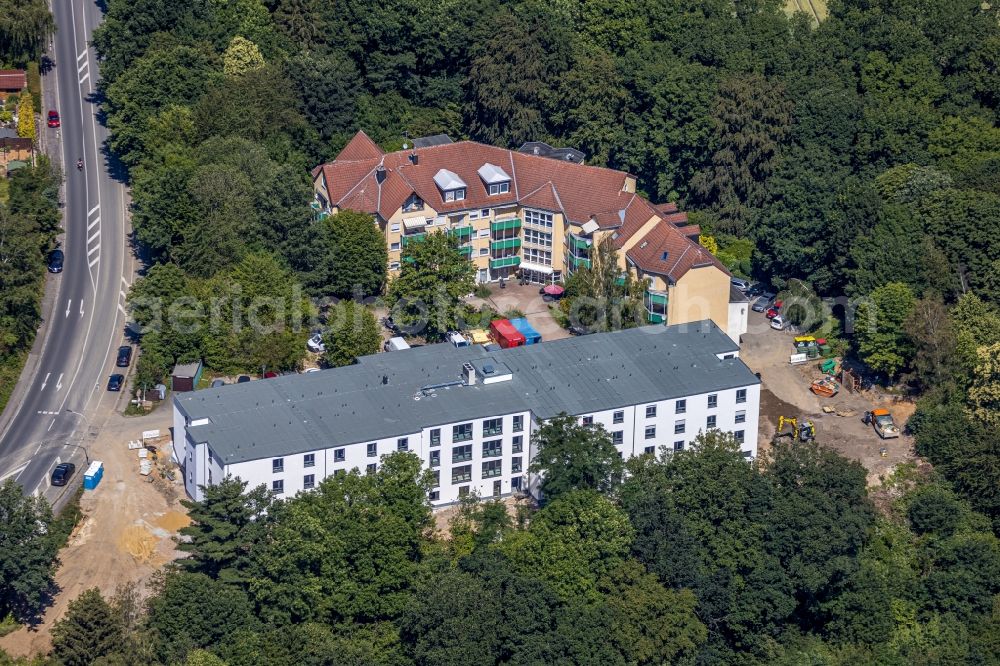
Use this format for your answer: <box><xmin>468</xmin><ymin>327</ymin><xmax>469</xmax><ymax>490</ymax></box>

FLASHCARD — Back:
<box><xmin>316</xmin><ymin>132</ymin><xmax>723</xmax><ymax>281</ymax></box>
<box><xmin>335</xmin><ymin>130</ymin><xmax>384</xmax><ymax>161</ymax></box>
<box><xmin>0</xmin><ymin>70</ymin><xmax>26</xmax><ymax>91</ymax></box>
<box><xmin>626</xmin><ymin>221</ymin><xmax>729</xmax><ymax>283</ymax></box>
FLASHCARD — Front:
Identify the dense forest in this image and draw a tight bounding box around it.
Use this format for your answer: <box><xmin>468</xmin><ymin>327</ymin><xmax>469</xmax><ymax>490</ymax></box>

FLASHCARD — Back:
<box><xmin>2</xmin><ymin>0</ymin><xmax>1000</xmax><ymax>662</ymax></box>
<box><xmin>2</xmin><ymin>430</ymin><xmax>996</xmax><ymax>666</ymax></box>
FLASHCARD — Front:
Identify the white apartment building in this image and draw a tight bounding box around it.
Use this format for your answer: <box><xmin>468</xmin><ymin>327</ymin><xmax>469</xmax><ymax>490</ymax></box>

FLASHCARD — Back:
<box><xmin>173</xmin><ymin>321</ymin><xmax>761</xmax><ymax>505</ymax></box>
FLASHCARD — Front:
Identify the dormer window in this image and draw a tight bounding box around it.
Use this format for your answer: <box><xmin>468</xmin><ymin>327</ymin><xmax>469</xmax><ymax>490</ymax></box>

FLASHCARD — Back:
<box><xmin>478</xmin><ymin>163</ymin><xmax>511</xmax><ymax>197</ymax></box>
<box><xmin>433</xmin><ymin>169</ymin><xmax>467</xmax><ymax>204</ymax></box>
<box><xmin>403</xmin><ymin>193</ymin><xmax>424</xmax><ymax>212</ymax></box>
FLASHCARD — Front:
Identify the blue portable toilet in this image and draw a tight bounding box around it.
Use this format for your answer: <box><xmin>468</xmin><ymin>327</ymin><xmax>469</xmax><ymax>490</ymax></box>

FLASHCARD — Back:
<box><xmin>83</xmin><ymin>460</ymin><xmax>104</xmax><ymax>490</ymax></box>
<box><xmin>509</xmin><ymin>318</ymin><xmax>542</xmax><ymax>345</ymax></box>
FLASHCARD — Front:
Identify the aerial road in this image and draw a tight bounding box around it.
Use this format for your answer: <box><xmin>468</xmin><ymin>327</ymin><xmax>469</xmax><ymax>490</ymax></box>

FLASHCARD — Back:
<box><xmin>0</xmin><ymin>0</ymin><xmax>130</xmax><ymax>502</ymax></box>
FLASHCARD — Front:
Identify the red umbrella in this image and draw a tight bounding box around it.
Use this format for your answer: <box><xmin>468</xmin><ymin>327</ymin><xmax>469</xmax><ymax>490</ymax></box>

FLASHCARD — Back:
<box><xmin>543</xmin><ymin>284</ymin><xmax>565</xmax><ymax>296</ymax></box>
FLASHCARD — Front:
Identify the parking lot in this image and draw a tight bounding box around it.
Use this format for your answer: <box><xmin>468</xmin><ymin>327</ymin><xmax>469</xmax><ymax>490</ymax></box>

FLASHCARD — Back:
<box><xmin>739</xmin><ymin>310</ymin><xmax>917</xmax><ymax>485</ymax></box>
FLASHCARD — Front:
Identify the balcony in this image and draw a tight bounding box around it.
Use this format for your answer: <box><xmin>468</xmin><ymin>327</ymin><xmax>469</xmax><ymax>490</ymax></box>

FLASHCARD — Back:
<box><xmin>490</xmin><ymin>256</ymin><xmax>521</xmax><ymax>269</ymax></box>
<box><xmin>401</xmin><ymin>233</ymin><xmax>426</xmax><ymax>247</ymax></box>
<box><xmin>449</xmin><ymin>225</ymin><xmax>473</xmax><ymax>239</ymax></box>
<box><xmin>490</xmin><ymin>237</ymin><xmax>521</xmax><ymax>251</ymax></box>
<box><xmin>569</xmin><ymin>256</ymin><xmax>591</xmax><ymax>270</ymax></box>
<box><xmin>568</xmin><ymin>234</ymin><xmax>592</xmax><ymax>251</ymax></box>
<box><xmin>491</xmin><ymin>218</ymin><xmax>521</xmax><ymax>233</ymax></box>
<box><xmin>458</xmin><ymin>246</ymin><xmax>473</xmax><ymax>257</ymax></box>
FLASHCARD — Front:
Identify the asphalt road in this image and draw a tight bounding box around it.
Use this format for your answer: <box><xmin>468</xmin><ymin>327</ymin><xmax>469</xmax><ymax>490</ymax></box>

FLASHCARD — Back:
<box><xmin>0</xmin><ymin>0</ymin><xmax>130</xmax><ymax>500</ymax></box>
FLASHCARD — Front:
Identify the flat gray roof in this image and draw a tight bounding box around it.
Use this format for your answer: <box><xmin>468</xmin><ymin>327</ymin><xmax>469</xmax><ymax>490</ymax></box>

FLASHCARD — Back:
<box><xmin>177</xmin><ymin>321</ymin><xmax>755</xmax><ymax>465</ymax></box>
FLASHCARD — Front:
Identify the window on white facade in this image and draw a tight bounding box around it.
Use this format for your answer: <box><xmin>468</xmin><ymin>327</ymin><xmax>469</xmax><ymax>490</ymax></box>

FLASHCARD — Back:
<box><xmin>644</xmin><ymin>446</ymin><xmax>655</xmax><ymax>455</ymax></box>
<box><xmin>612</xmin><ymin>431</ymin><xmax>624</xmax><ymax>445</ymax></box>
<box><xmin>645</xmin><ymin>426</ymin><xmax>656</xmax><ymax>439</ymax></box>
<box><xmin>397</xmin><ymin>437</ymin><xmax>408</xmax><ymax>452</ymax></box>
<box><xmin>429</xmin><ymin>490</ymin><xmax>440</xmax><ymax>501</ymax></box>
<box><xmin>366</xmin><ymin>463</ymin><xmax>377</xmax><ymax>474</ymax></box>
<box><xmin>613</xmin><ymin>411</ymin><xmax>624</xmax><ymax>424</ymax></box>
<box><xmin>304</xmin><ymin>453</ymin><xmax>315</xmax><ymax>468</ymax></box>
<box><xmin>483</xmin><ymin>439</ymin><xmax>502</xmax><ymax>458</ymax></box>
<box><xmin>483</xmin><ymin>418</ymin><xmax>503</xmax><ymax>436</ymax></box>
<box><xmin>512</xmin><ymin>435</ymin><xmax>523</xmax><ymax>453</ymax></box>
<box><xmin>430</xmin><ymin>450</ymin><xmax>440</xmax><ymax>467</ymax></box>
<box><xmin>645</xmin><ymin>405</ymin><xmax>657</xmax><ymax>418</ymax></box>
<box><xmin>513</xmin><ymin>415</ymin><xmax>524</xmax><ymax>432</ymax></box>
<box><xmin>735</xmin><ymin>411</ymin><xmax>746</xmax><ymax>424</ymax></box>
<box><xmin>272</xmin><ymin>480</ymin><xmax>284</xmax><ymax>494</ymax></box>
<box><xmin>453</xmin><ymin>423</ymin><xmax>473</xmax><ymax>442</ymax></box>
<box><xmin>452</xmin><ymin>465</ymin><xmax>472</xmax><ymax>484</ymax></box>
<box><xmin>303</xmin><ymin>474</ymin><xmax>315</xmax><ymax>490</ymax></box>
<box><xmin>334</xmin><ymin>448</ymin><xmax>345</xmax><ymax>462</ymax></box>
<box><xmin>708</xmin><ymin>394</ymin><xmax>718</xmax><ymax>408</ymax></box>
<box><xmin>512</xmin><ymin>457</ymin><xmax>522</xmax><ymax>473</ymax></box>
<box><xmin>735</xmin><ymin>430</ymin><xmax>745</xmax><ymax>443</ymax></box>
<box><xmin>675</xmin><ymin>420</ymin><xmax>686</xmax><ymax>434</ymax></box>
<box><xmin>431</xmin><ymin>470</ymin><xmax>440</xmax><ymax>488</ymax></box>
<box><xmin>453</xmin><ymin>444</ymin><xmax>473</xmax><ymax>463</ymax></box>
<box><xmin>458</xmin><ymin>486</ymin><xmax>470</xmax><ymax>498</ymax></box>
<box><xmin>367</xmin><ymin>442</ymin><xmax>377</xmax><ymax>457</ymax></box>
<box><xmin>272</xmin><ymin>458</ymin><xmax>284</xmax><ymax>473</ymax></box>
<box><xmin>430</xmin><ymin>428</ymin><xmax>441</xmax><ymax>446</ymax></box>
<box><xmin>736</xmin><ymin>389</ymin><xmax>747</xmax><ymax>404</ymax></box>
<box><xmin>707</xmin><ymin>415</ymin><xmax>717</xmax><ymax>429</ymax></box>
<box><xmin>582</xmin><ymin>415</ymin><xmax>593</xmax><ymax>425</ymax></box>
<box><xmin>676</xmin><ymin>399</ymin><xmax>687</xmax><ymax>414</ymax></box>
<box><xmin>674</xmin><ymin>441</ymin><xmax>684</xmax><ymax>451</ymax></box>
<box><xmin>524</xmin><ymin>209</ymin><xmax>553</xmax><ymax>229</ymax></box>
<box><xmin>483</xmin><ymin>459</ymin><xmax>502</xmax><ymax>478</ymax></box>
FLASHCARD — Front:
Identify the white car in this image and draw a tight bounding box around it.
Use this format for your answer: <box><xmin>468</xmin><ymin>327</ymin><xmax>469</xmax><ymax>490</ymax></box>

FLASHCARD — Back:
<box><xmin>306</xmin><ymin>333</ymin><xmax>325</xmax><ymax>353</ymax></box>
<box><xmin>730</xmin><ymin>278</ymin><xmax>752</xmax><ymax>292</ymax></box>
<box><xmin>770</xmin><ymin>315</ymin><xmax>787</xmax><ymax>330</ymax></box>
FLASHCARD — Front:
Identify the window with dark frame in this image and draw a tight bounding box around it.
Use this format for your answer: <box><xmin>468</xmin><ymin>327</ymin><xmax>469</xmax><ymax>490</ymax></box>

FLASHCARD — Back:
<box><xmin>430</xmin><ymin>428</ymin><xmax>441</xmax><ymax>446</ymax></box>
<box><xmin>735</xmin><ymin>410</ymin><xmax>746</xmax><ymax>424</ymax></box>
<box><xmin>736</xmin><ymin>389</ymin><xmax>747</xmax><ymax>404</ymax></box>
<box><xmin>708</xmin><ymin>394</ymin><xmax>718</xmax><ymax>408</ymax></box>
<box><xmin>482</xmin><ymin>459</ymin><xmax>502</xmax><ymax>478</ymax></box>
<box><xmin>645</xmin><ymin>405</ymin><xmax>656</xmax><ymax>418</ymax></box>
<box><xmin>483</xmin><ymin>418</ymin><xmax>503</xmax><ymax>437</ymax></box>
<box><xmin>366</xmin><ymin>442</ymin><xmax>377</xmax><ymax>457</ymax></box>
<box><xmin>675</xmin><ymin>420</ymin><xmax>686</xmax><ymax>434</ymax></box>
<box><xmin>483</xmin><ymin>439</ymin><xmax>502</xmax><ymax>458</ymax></box>
<box><xmin>303</xmin><ymin>474</ymin><xmax>315</xmax><ymax>490</ymax></box>
<box><xmin>613</xmin><ymin>410</ymin><xmax>624</xmax><ymax>424</ymax></box>
<box><xmin>303</xmin><ymin>453</ymin><xmax>315</xmax><ymax>468</ymax></box>
<box><xmin>453</xmin><ymin>444</ymin><xmax>473</xmax><ymax>463</ymax></box>
<box><xmin>674</xmin><ymin>441</ymin><xmax>684</xmax><ymax>451</ymax></box>
<box><xmin>675</xmin><ymin>399</ymin><xmax>686</xmax><ymax>414</ymax></box>
<box><xmin>706</xmin><ymin>415</ymin><xmax>717</xmax><ymax>429</ymax></box>
<box><xmin>512</xmin><ymin>435</ymin><xmax>523</xmax><ymax>453</ymax></box>
<box><xmin>397</xmin><ymin>437</ymin><xmax>408</xmax><ymax>452</ymax></box>
<box><xmin>452</xmin><ymin>465</ymin><xmax>472</xmax><ymax>484</ymax></box>
<box><xmin>430</xmin><ymin>450</ymin><xmax>440</xmax><ymax>467</ymax></box>
<box><xmin>272</xmin><ymin>480</ymin><xmax>284</xmax><ymax>494</ymax></box>
<box><xmin>645</xmin><ymin>425</ymin><xmax>656</xmax><ymax>440</ymax></box>
<box><xmin>272</xmin><ymin>458</ymin><xmax>284</xmax><ymax>473</ymax></box>
<box><xmin>612</xmin><ymin>431</ymin><xmax>624</xmax><ymax>445</ymax></box>
<box><xmin>453</xmin><ymin>423</ymin><xmax>473</xmax><ymax>442</ymax></box>
<box><xmin>513</xmin><ymin>415</ymin><xmax>524</xmax><ymax>432</ymax></box>
<box><xmin>334</xmin><ymin>448</ymin><xmax>345</xmax><ymax>462</ymax></box>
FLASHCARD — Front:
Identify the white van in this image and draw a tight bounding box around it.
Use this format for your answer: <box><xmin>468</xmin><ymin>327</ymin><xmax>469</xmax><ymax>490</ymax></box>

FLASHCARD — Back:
<box><xmin>446</xmin><ymin>331</ymin><xmax>470</xmax><ymax>348</ymax></box>
<box><xmin>384</xmin><ymin>336</ymin><xmax>411</xmax><ymax>352</ymax></box>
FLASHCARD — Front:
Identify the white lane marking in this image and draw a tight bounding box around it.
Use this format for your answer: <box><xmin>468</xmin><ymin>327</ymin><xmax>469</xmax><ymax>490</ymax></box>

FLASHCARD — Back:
<box><xmin>77</xmin><ymin>50</ymin><xmax>87</xmax><ymax>63</ymax></box>
<box><xmin>77</xmin><ymin>60</ymin><xmax>88</xmax><ymax>74</ymax></box>
<box><xmin>87</xmin><ymin>216</ymin><xmax>99</xmax><ymax>231</ymax></box>
<box><xmin>0</xmin><ymin>464</ymin><xmax>27</xmax><ymax>482</ymax></box>
<box><xmin>88</xmin><ymin>229</ymin><xmax>100</xmax><ymax>245</ymax></box>
<box><xmin>56</xmin><ymin>373</ymin><xmax>64</xmax><ymax>391</ymax></box>
<box><xmin>65</xmin><ymin>299</ymin><xmax>71</xmax><ymax>317</ymax></box>
<box><xmin>79</xmin><ymin>301</ymin><xmax>85</xmax><ymax>316</ymax></box>
<box><xmin>47</xmin><ymin>418</ymin><xmax>56</xmax><ymax>432</ymax></box>
<box><xmin>119</xmin><ymin>289</ymin><xmax>127</xmax><ymax>300</ymax></box>
<box><xmin>36</xmin><ymin>410</ymin><xmax>59</xmax><ymax>415</ymax></box>
<box><xmin>88</xmin><ymin>205</ymin><xmax>99</xmax><ymax>217</ymax></box>
<box><xmin>89</xmin><ymin>256</ymin><xmax>99</xmax><ymax>269</ymax></box>
<box><xmin>87</xmin><ymin>242</ymin><xmax>100</xmax><ymax>256</ymax></box>
<box><xmin>121</xmin><ymin>276</ymin><xmax>129</xmax><ymax>287</ymax></box>
<box><xmin>117</xmin><ymin>303</ymin><xmax>127</xmax><ymax>316</ymax></box>
<box><xmin>41</xmin><ymin>372</ymin><xmax>50</xmax><ymax>390</ymax></box>
<box><xmin>78</xmin><ymin>71</ymin><xmax>89</xmax><ymax>85</ymax></box>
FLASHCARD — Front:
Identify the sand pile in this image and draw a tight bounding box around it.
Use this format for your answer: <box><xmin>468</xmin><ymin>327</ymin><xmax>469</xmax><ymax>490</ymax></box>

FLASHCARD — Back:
<box><xmin>118</xmin><ymin>524</ymin><xmax>157</xmax><ymax>561</ymax></box>
<box><xmin>154</xmin><ymin>510</ymin><xmax>191</xmax><ymax>533</ymax></box>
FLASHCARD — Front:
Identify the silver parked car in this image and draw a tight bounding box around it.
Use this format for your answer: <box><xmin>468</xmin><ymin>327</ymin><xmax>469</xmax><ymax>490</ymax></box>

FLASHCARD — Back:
<box><xmin>751</xmin><ymin>293</ymin><xmax>776</xmax><ymax>312</ymax></box>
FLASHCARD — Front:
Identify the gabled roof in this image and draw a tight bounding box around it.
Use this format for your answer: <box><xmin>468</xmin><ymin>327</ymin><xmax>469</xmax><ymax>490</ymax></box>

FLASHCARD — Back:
<box><xmin>627</xmin><ymin>221</ymin><xmax>730</xmax><ymax>284</ymax></box>
<box><xmin>478</xmin><ymin>163</ymin><xmax>510</xmax><ymax>184</ymax></box>
<box><xmin>433</xmin><ymin>168</ymin><xmax>466</xmax><ymax>191</ymax></box>
<box><xmin>335</xmin><ymin>130</ymin><xmax>384</xmax><ymax>161</ymax></box>
<box><xmin>0</xmin><ymin>70</ymin><xmax>26</xmax><ymax>91</ymax></box>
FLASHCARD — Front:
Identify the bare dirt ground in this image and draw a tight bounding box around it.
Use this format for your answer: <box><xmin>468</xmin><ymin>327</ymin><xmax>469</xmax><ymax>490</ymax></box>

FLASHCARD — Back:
<box><xmin>465</xmin><ymin>282</ymin><xmax>570</xmax><ymax>342</ymax></box>
<box><xmin>1</xmin><ymin>406</ymin><xmax>188</xmax><ymax>658</ymax></box>
<box><xmin>741</xmin><ymin>312</ymin><xmax>917</xmax><ymax>485</ymax></box>
<box><xmin>431</xmin><ymin>494</ymin><xmax>535</xmax><ymax>538</ymax></box>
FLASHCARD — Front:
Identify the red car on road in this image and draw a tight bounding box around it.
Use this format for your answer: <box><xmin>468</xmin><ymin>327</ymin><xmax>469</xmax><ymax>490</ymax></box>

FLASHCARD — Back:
<box><xmin>47</xmin><ymin>110</ymin><xmax>60</xmax><ymax>128</ymax></box>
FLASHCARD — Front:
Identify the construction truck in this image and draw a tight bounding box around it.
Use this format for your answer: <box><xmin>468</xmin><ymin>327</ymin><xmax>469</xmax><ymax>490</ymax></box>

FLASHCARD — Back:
<box><xmin>863</xmin><ymin>408</ymin><xmax>900</xmax><ymax>439</ymax></box>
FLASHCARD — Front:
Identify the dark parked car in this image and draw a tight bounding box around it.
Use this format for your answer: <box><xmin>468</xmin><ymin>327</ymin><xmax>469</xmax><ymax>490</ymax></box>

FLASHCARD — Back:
<box><xmin>237</xmin><ymin>375</ymin><xmax>251</xmax><ymax>383</ymax></box>
<box><xmin>107</xmin><ymin>374</ymin><xmax>124</xmax><ymax>391</ymax></box>
<box><xmin>211</xmin><ymin>379</ymin><xmax>226</xmax><ymax>388</ymax></box>
<box><xmin>51</xmin><ymin>462</ymin><xmax>75</xmax><ymax>486</ymax></box>
<box><xmin>751</xmin><ymin>293</ymin><xmax>776</xmax><ymax>313</ymax></box>
<box><xmin>47</xmin><ymin>249</ymin><xmax>64</xmax><ymax>273</ymax></box>
<box><xmin>116</xmin><ymin>345</ymin><xmax>132</xmax><ymax>367</ymax></box>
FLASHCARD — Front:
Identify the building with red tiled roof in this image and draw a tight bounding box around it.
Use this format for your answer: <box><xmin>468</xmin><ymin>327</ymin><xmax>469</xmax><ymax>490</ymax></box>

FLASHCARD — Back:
<box><xmin>0</xmin><ymin>70</ymin><xmax>26</xmax><ymax>93</ymax></box>
<box><xmin>313</xmin><ymin>132</ymin><xmax>747</xmax><ymax>340</ymax></box>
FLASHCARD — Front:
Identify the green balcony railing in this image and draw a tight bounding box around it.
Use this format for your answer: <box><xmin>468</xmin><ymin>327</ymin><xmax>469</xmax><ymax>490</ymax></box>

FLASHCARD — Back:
<box><xmin>401</xmin><ymin>233</ymin><xmax>426</xmax><ymax>247</ymax></box>
<box><xmin>648</xmin><ymin>313</ymin><xmax>666</xmax><ymax>324</ymax></box>
<box><xmin>491</xmin><ymin>218</ymin><xmax>521</xmax><ymax>232</ymax></box>
<box><xmin>458</xmin><ymin>246</ymin><xmax>473</xmax><ymax>257</ymax></box>
<box><xmin>490</xmin><ymin>237</ymin><xmax>521</xmax><ymax>251</ymax></box>
<box><xmin>570</xmin><ymin>256</ymin><xmax>591</xmax><ymax>270</ymax></box>
<box><xmin>449</xmin><ymin>226</ymin><xmax>473</xmax><ymax>238</ymax></box>
<box><xmin>569</xmin><ymin>234</ymin><xmax>592</xmax><ymax>251</ymax></box>
<box><xmin>490</xmin><ymin>256</ymin><xmax>521</xmax><ymax>269</ymax></box>
<box><xmin>645</xmin><ymin>291</ymin><xmax>668</xmax><ymax>307</ymax></box>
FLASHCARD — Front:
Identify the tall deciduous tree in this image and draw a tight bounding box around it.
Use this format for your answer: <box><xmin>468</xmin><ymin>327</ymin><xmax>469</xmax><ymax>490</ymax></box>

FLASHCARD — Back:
<box><xmin>853</xmin><ymin>282</ymin><xmax>916</xmax><ymax>379</ymax></box>
<box><xmin>0</xmin><ymin>0</ymin><xmax>53</xmax><ymax>62</ymax></box>
<box><xmin>388</xmin><ymin>231</ymin><xmax>474</xmax><ymax>340</ymax></box>
<box><xmin>0</xmin><ymin>479</ymin><xmax>59</xmax><ymax>623</ymax></box>
<box><xmin>322</xmin><ymin>300</ymin><xmax>381</xmax><ymax>367</ymax></box>
<box><xmin>223</xmin><ymin>36</ymin><xmax>265</xmax><ymax>75</ymax></box>
<box><xmin>529</xmin><ymin>413</ymin><xmax>624</xmax><ymax>500</ymax></box>
<box><xmin>562</xmin><ymin>238</ymin><xmax>645</xmax><ymax>332</ymax></box>
<box><xmin>308</xmin><ymin>210</ymin><xmax>387</xmax><ymax>299</ymax></box>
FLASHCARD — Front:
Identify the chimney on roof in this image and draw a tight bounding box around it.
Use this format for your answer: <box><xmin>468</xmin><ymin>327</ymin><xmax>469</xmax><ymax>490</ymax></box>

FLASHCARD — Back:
<box><xmin>382</xmin><ymin>374</ymin><xmax>388</xmax><ymax>385</ymax></box>
<box><xmin>375</xmin><ymin>166</ymin><xmax>387</xmax><ymax>184</ymax></box>
<box><xmin>409</xmin><ymin>153</ymin><xmax>419</xmax><ymax>166</ymax></box>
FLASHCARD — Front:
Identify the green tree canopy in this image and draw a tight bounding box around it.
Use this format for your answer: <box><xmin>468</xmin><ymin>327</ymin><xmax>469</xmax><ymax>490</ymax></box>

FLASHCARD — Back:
<box><xmin>529</xmin><ymin>413</ymin><xmax>624</xmax><ymax>500</ymax></box>
<box><xmin>321</xmin><ymin>300</ymin><xmax>381</xmax><ymax>367</ymax></box>
<box><xmin>307</xmin><ymin>209</ymin><xmax>387</xmax><ymax>299</ymax></box>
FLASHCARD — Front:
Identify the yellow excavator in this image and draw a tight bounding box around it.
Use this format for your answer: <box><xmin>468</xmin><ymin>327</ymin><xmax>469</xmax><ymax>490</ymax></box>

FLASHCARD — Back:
<box><xmin>776</xmin><ymin>416</ymin><xmax>815</xmax><ymax>442</ymax></box>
